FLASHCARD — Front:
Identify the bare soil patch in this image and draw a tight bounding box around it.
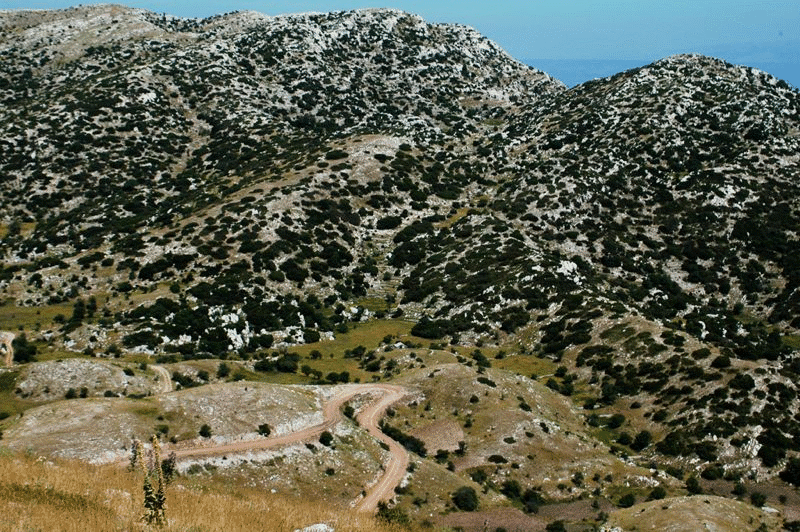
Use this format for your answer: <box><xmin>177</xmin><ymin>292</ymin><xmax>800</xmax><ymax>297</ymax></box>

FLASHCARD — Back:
<box><xmin>411</xmin><ymin>419</ymin><xmax>464</xmax><ymax>454</ymax></box>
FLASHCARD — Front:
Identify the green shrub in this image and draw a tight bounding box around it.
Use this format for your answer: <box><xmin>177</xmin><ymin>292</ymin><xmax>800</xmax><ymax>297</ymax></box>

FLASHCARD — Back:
<box><xmin>12</xmin><ymin>334</ymin><xmax>37</xmax><ymax>363</ymax></box>
<box><xmin>452</xmin><ymin>486</ymin><xmax>478</xmax><ymax>511</ymax></box>
<box><xmin>780</xmin><ymin>457</ymin><xmax>800</xmax><ymax>486</ymax></box>
<box><xmin>631</xmin><ymin>430</ymin><xmax>652</xmax><ymax>451</ymax></box>
<box><xmin>324</xmin><ymin>149</ymin><xmax>348</xmax><ymax>160</ymax></box>
<box><xmin>750</xmin><ymin>491</ymin><xmax>767</xmax><ymax>507</ymax></box>
<box><xmin>618</xmin><ymin>492</ymin><xmax>635</xmax><ymax>508</ymax></box>
<box><xmin>380</xmin><ymin>423</ymin><xmax>426</xmax><ymax>456</ymax></box>
<box><xmin>701</xmin><ymin>464</ymin><xmax>724</xmax><ymax>480</ymax></box>
<box><xmin>607</xmin><ymin>413</ymin><xmax>625</xmax><ymax>429</ymax></box>
<box><xmin>710</xmin><ymin>355</ymin><xmax>730</xmax><ymax>368</ymax></box>
<box><xmin>376</xmin><ymin>501</ymin><xmax>410</xmax><ymax>525</ymax></box>
<box><xmin>319</xmin><ymin>431</ymin><xmax>333</xmax><ymax>446</ymax></box>
<box><xmin>686</xmin><ymin>476</ymin><xmax>702</xmax><ymax>494</ymax></box>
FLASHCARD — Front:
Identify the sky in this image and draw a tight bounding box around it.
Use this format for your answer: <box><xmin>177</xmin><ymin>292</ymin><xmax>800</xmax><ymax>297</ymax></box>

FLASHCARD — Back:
<box><xmin>4</xmin><ymin>0</ymin><xmax>799</xmax><ymax>87</ymax></box>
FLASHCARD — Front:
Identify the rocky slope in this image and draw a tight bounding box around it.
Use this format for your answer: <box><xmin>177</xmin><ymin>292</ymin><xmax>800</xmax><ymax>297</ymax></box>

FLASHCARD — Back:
<box><xmin>1</xmin><ymin>4</ymin><xmax>800</xmax><ymax>530</ymax></box>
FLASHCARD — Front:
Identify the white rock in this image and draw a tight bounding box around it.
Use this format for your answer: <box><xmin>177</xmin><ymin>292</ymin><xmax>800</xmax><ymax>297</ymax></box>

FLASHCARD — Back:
<box><xmin>294</xmin><ymin>525</ymin><xmax>334</xmax><ymax>532</ymax></box>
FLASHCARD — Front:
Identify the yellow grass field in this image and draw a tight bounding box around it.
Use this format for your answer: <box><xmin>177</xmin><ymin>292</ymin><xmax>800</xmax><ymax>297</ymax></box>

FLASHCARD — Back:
<box><xmin>0</xmin><ymin>449</ymin><xmax>418</xmax><ymax>532</ymax></box>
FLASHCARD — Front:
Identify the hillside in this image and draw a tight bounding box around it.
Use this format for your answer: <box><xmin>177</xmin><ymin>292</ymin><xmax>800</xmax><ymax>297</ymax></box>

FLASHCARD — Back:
<box><xmin>1</xmin><ymin>5</ymin><xmax>800</xmax><ymax>531</ymax></box>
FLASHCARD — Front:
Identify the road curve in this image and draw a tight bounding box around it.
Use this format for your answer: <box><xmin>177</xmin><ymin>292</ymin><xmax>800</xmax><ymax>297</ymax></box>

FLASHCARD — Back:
<box><xmin>354</xmin><ymin>385</ymin><xmax>410</xmax><ymax>513</ymax></box>
<box><xmin>164</xmin><ymin>383</ymin><xmax>409</xmax><ymax>512</ymax></box>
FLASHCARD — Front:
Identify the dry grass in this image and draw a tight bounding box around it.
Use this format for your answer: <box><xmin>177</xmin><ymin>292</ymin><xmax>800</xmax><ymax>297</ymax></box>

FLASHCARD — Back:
<box><xmin>785</xmin><ymin>334</ymin><xmax>800</xmax><ymax>349</ymax></box>
<box><xmin>292</xmin><ymin>319</ymin><xmax>416</xmax><ymax>358</ymax></box>
<box><xmin>493</xmin><ymin>352</ymin><xmax>558</xmax><ymax>379</ymax></box>
<box><xmin>435</xmin><ymin>206</ymin><xmax>473</xmax><ymax>229</ymax></box>
<box><xmin>264</xmin><ymin>319</ymin><xmax>418</xmax><ymax>383</ymax></box>
<box><xmin>605</xmin><ymin>495</ymin><xmax>782</xmax><ymax>531</ymax></box>
<box><xmin>0</xmin><ymin>449</ymin><xmax>419</xmax><ymax>531</ymax></box>
<box><xmin>0</xmin><ymin>370</ymin><xmax>27</xmax><ymax>418</ymax></box>
<box><xmin>0</xmin><ymin>301</ymin><xmax>73</xmax><ymax>331</ymax></box>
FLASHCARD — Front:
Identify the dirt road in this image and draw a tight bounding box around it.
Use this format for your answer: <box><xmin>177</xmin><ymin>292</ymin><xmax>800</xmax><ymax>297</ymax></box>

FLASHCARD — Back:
<box><xmin>353</xmin><ymin>385</ymin><xmax>410</xmax><ymax>513</ymax></box>
<box><xmin>151</xmin><ymin>365</ymin><xmax>172</xmax><ymax>394</ymax></box>
<box><xmin>167</xmin><ymin>383</ymin><xmax>409</xmax><ymax>512</ymax></box>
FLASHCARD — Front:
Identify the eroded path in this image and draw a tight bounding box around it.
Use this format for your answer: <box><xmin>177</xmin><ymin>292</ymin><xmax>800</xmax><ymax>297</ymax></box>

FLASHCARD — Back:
<box><xmin>151</xmin><ymin>365</ymin><xmax>172</xmax><ymax>394</ymax></box>
<box><xmin>167</xmin><ymin>383</ymin><xmax>409</xmax><ymax>512</ymax></box>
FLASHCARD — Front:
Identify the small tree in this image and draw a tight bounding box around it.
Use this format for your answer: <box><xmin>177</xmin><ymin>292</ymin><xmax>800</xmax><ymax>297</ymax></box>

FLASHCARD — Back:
<box><xmin>199</xmin><ymin>424</ymin><xmax>212</xmax><ymax>438</ymax></box>
<box><xmin>710</xmin><ymin>355</ymin><xmax>730</xmax><ymax>369</ymax></box>
<box><xmin>258</xmin><ymin>423</ymin><xmax>271</xmax><ymax>437</ymax></box>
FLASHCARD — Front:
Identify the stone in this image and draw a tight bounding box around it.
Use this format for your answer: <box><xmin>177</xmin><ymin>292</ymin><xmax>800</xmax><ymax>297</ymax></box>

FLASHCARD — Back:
<box><xmin>0</xmin><ymin>331</ymin><xmax>14</xmax><ymax>366</ymax></box>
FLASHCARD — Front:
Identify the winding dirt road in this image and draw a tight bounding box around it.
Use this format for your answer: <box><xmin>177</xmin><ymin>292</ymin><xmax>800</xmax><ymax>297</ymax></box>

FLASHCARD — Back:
<box><xmin>167</xmin><ymin>383</ymin><xmax>409</xmax><ymax>513</ymax></box>
<box><xmin>353</xmin><ymin>385</ymin><xmax>409</xmax><ymax>513</ymax></box>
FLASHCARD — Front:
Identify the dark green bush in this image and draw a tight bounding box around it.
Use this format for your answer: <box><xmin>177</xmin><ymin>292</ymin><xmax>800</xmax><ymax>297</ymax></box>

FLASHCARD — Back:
<box><xmin>780</xmin><ymin>457</ymin><xmax>800</xmax><ymax>486</ymax></box>
<box><xmin>686</xmin><ymin>476</ymin><xmax>702</xmax><ymax>494</ymax></box>
<box><xmin>319</xmin><ymin>431</ymin><xmax>334</xmax><ymax>446</ymax></box>
<box><xmin>631</xmin><ymin>430</ymin><xmax>652</xmax><ymax>451</ymax></box>
<box><xmin>750</xmin><ymin>491</ymin><xmax>766</xmax><ymax>507</ymax></box>
<box><xmin>452</xmin><ymin>486</ymin><xmax>478</xmax><ymax>511</ymax></box>
<box><xmin>618</xmin><ymin>493</ymin><xmax>636</xmax><ymax>508</ymax></box>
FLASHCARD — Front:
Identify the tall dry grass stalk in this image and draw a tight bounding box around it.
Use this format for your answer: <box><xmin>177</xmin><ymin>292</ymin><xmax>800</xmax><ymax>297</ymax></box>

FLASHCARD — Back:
<box><xmin>132</xmin><ymin>436</ymin><xmax>167</xmax><ymax>527</ymax></box>
<box><xmin>0</xmin><ymin>449</ymin><xmax>420</xmax><ymax>531</ymax></box>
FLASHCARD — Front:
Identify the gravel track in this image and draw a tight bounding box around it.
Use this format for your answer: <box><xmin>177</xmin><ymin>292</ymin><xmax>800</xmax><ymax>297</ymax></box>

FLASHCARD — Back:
<box><xmin>166</xmin><ymin>383</ymin><xmax>409</xmax><ymax>513</ymax></box>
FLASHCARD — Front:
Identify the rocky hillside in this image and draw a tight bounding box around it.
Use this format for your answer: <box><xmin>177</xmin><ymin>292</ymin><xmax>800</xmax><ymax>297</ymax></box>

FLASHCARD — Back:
<box><xmin>2</xmin><ymin>5</ymin><xmax>800</xmax><ymax>529</ymax></box>
<box><xmin>0</xmin><ymin>5</ymin><xmax>563</xmax><ymax>349</ymax></box>
<box><xmin>0</xmin><ymin>5</ymin><xmax>559</xmax><ymax>246</ymax></box>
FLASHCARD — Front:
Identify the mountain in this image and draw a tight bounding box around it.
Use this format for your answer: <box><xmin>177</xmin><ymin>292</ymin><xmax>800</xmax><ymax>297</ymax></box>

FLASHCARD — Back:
<box><xmin>1</xmin><ymin>5</ymin><xmax>799</xmax><ymax>531</ymax></box>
